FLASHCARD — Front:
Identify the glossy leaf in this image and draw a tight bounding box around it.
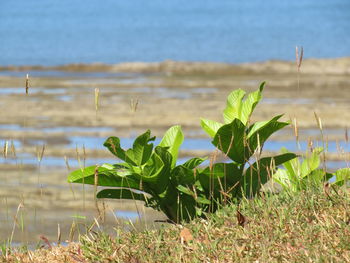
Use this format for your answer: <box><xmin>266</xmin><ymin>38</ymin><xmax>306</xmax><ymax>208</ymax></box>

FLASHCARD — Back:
<box><xmin>67</xmin><ymin>164</ymin><xmax>138</xmax><ymax>187</ymax></box>
<box><xmin>132</xmin><ymin>130</ymin><xmax>155</xmax><ymax>166</ymax></box>
<box><xmin>212</xmin><ymin>119</ymin><xmax>246</xmax><ymax>164</ymax></box>
<box><xmin>200</xmin><ymin>118</ymin><xmax>223</xmax><ymax>138</ymax></box>
<box><xmin>223</xmin><ymin>82</ymin><xmax>264</xmax><ymax>125</ymax></box>
<box><xmin>246</xmin><ymin>115</ymin><xmax>289</xmax><ymax>160</ymax></box>
<box><xmin>177</xmin><ymin>185</ymin><xmax>194</xmax><ymax>196</ymax></box>
<box><xmin>239</xmin><ymin>82</ymin><xmax>264</xmax><ymax>124</ymax></box>
<box><xmin>182</xmin><ymin>157</ymin><xmax>206</xmax><ymax>170</ymax></box>
<box><xmin>103</xmin><ymin>137</ymin><xmax>136</xmax><ymax>165</ymax></box>
<box><xmin>243</xmin><ymin>153</ymin><xmax>297</xmax><ymax>197</ymax></box>
<box><xmin>302</xmin><ymin>169</ymin><xmax>332</xmax><ymax>187</ymax></box>
<box><xmin>272</xmin><ymin>169</ymin><xmax>294</xmax><ymax>191</ymax></box>
<box><xmin>140</xmin><ymin>147</ymin><xmax>166</xmax><ymax>183</ymax></box>
<box><xmin>300</xmin><ymin>147</ymin><xmax>323</xmax><ymax>178</ymax></box>
<box><xmin>97</xmin><ymin>189</ymin><xmax>148</xmax><ymax>202</ymax></box>
<box><xmin>199</xmin><ymin>162</ymin><xmax>241</xmax><ymax>196</ymax></box>
<box><xmin>332</xmin><ymin>168</ymin><xmax>350</xmax><ymax>186</ymax></box>
<box><xmin>279</xmin><ymin>147</ymin><xmax>299</xmax><ymax>182</ymax></box>
<box><xmin>159</xmin><ymin>125</ymin><xmax>184</xmax><ymax>167</ymax></box>
<box><xmin>223</xmin><ymin>89</ymin><xmax>246</xmax><ymax>124</ymax></box>
<box><xmin>143</xmin><ymin>146</ymin><xmax>172</xmax><ymax>194</ymax></box>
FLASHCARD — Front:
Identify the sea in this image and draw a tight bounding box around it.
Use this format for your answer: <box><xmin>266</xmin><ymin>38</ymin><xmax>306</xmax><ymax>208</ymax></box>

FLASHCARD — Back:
<box><xmin>0</xmin><ymin>0</ymin><xmax>349</xmax><ymax>66</ymax></box>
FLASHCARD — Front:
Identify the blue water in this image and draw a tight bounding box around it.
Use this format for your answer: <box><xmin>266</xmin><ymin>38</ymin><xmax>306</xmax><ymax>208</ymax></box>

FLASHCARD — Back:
<box><xmin>1</xmin><ymin>135</ymin><xmax>349</xmax><ymax>169</ymax></box>
<box><xmin>0</xmin><ymin>0</ymin><xmax>349</xmax><ymax>66</ymax></box>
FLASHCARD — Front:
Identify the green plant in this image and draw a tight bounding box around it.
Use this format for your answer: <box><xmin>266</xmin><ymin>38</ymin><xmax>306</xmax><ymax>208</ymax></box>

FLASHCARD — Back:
<box><xmin>68</xmin><ymin>83</ymin><xmax>297</xmax><ymax>223</ymax></box>
<box><xmin>68</xmin><ymin>126</ymin><xmax>207</xmax><ymax>223</ymax></box>
<box><xmin>332</xmin><ymin>168</ymin><xmax>350</xmax><ymax>186</ymax></box>
<box><xmin>273</xmin><ymin>147</ymin><xmax>350</xmax><ymax>191</ymax></box>
<box><xmin>198</xmin><ymin>82</ymin><xmax>297</xmax><ymax>202</ymax></box>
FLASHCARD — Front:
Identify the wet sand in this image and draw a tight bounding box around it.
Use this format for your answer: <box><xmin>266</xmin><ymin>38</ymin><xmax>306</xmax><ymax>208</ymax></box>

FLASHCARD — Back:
<box><xmin>1</xmin><ymin>57</ymin><xmax>350</xmax><ymax>243</ymax></box>
<box><xmin>1</xmin><ymin>57</ymin><xmax>350</xmax><ymax>133</ymax></box>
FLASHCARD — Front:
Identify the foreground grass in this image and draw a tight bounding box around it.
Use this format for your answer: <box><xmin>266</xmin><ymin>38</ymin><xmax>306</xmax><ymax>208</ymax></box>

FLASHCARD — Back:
<box><xmin>2</xmin><ymin>187</ymin><xmax>350</xmax><ymax>263</ymax></box>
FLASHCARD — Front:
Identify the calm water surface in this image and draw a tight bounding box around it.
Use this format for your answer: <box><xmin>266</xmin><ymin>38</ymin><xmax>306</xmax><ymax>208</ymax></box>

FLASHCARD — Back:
<box><xmin>0</xmin><ymin>0</ymin><xmax>349</xmax><ymax>65</ymax></box>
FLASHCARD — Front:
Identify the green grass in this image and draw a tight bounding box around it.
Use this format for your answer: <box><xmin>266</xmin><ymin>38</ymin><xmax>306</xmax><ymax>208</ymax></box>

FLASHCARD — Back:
<box><xmin>3</xmin><ymin>187</ymin><xmax>349</xmax><ymax>262</ymax></box>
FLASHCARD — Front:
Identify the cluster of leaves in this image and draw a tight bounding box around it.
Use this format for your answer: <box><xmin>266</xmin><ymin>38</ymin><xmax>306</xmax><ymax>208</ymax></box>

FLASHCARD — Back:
<box><xmin>273</xmin><ymin>147</ymin><xmax>350</xmax><ymax>191</ymax></box>
<box><xmin>198</xmin><ymin>83</ymin><xmax>295</xmax><ymax>202</ymax></box>
<box><xmin>68</xmin><ymin>125</ymin><xmax>207</xmax><ymax>222</ymax></box>
<box><xmin>68</xmin><ymin>82</ymin><xmax>348</xmax><ymax>223</ymax></box>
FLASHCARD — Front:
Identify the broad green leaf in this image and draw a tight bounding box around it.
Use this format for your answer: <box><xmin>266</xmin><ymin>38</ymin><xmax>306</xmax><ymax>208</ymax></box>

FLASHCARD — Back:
<box><xmin>246</xmin><ymin>116</ymin><xmax>289</xmax><ymax>160</ymax></box>
<box><xmin>132</xmin><ymin>130</ymin><xmax>155</xmax><ymax>166</ymax></box>
<box><xmin>159</xmin><ymin>125</ymin><xmax>184</xmax><ymax>167</ymax></box>
<box><xmin>135</xmin><ymin>146</ymin><xmax>172</xmax><ymax>194</ymax></box>
<box><xmin>103</xmin><ymin>137</ymin><xmax>136</xmax><ymax>165</ymax></box>
<box><xmin>182</xmin><ymin>157</ymin><xmax>206</xmax><ymax>170</ymax></box>
<box><xmin>176</xmin><ymin>194</ymin><xmax>197</xmax><ymax>222</ymax></box>
<box><xmin>158</xmin><ymin>185</ymin><xmax>197</xmax><ymax>223</ymax></box>
<box><xmin>212</xmin><ymin>119</ymin><xmax>246</xmax><ymax>164</ymax></box>
<box><xmin>172</xmin><ymin>165</ymin><xmax>197</xmax><ymax>185</ymax></box>
<box><xmin>240</xmin><ymin>82</ymin><xmax>264</xmax><ymax>125</ymax></box>
<box><xmin>223</xmin><ymin>83</ymin><xmax>264</xmax><ymax>125</ymax></box>
<box><xmin>200</xmin><ymin>118</ymin><xmax>223</xmax><ymax>138</ymax></box>
<box><xmin>223</xmin><ymin>89</ymin><xmax>246</xmax><ymax>124</ymax></box>
<box><xmin>243</xmin><ymin>153</ymin><xmax>297</xmax><ymax>197</ymax></box>
<box><xmin>332</xmin><ymin>168</ymin><xmax>350</xmax><ymax>186</ymax></box>
<box><xmin>199</xmin><ymin>163</ymin><xmax>242</xmax><ymax>196</ymax></box>
<box><xmin>177</xmin><ymin>185</ymin><xmax>194</xmax><ymax>196</ymax></box>
<box><xmin>68</xmin><ymin>166</ymin><xmax>141</xmax><ymax>190</ymax></box>
<box><xmin>279</xmin><ymin>147</ymin><xmax>299</xmax><ymax>182</ymax></box>
<box><xmin>68</xmin><ymin>164</ymin><xmax>105</xmax><ymax>183</ymax></box>
<box><xmin>97</xmin><ymin>189</ymin><xmax>148</xmax><ymax>202</ymax></box>
<box><xmin>300</xmin><ymin>149</ymin><xmax>322</xmax><ymax>178</ymax></box>
<box><xmin>246</xmin><ymin>114</ymin><xmax>283</xmax><ymax>138</ymax></box>
<box><xmin>302</xmin><ymin>169</ymin><xmax>330</xmax><ymax>187</ymax></box>
<box><xmin>272</xmin><ymin>169</ymin><xmax>293</xmax><ymax>191</ymax></box>
<box><xmin>196</xmin><ymin>196</ymin><xmax>211</xmax><ymax>205</ymax></box>
<box><xmin>150</xmin><ymin>146</ymin><xmax>172</xmax><ymax>193</ymax></box>
<box><xmin>141</xmin><ymin>149</ymin><xmax>165</xmax><ymax>183</ymax></box>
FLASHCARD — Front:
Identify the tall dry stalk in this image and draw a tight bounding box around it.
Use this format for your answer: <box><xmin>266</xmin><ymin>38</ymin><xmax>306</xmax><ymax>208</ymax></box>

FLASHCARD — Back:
<box><xmin>3</xmin><ymin>140</ymin><xmax>8</xmax><ymax>159</ymax></box>
<box><xmin>76</xmin><ymin>145</ymin><xmax>86</xmax><ymax>210</ymax></box>
<box><xmin>9</xmin><ymin>202</ymin><xmax>24</xmax><ymax>245</ymax></box>
<box><xmin>36</xmin><ymin>144</ymin><xmax>46</xmax><ymax>196</ymax></box>
<box><xmin>314</xmin><ymin>112</ymin><xmax>327</xmax><ymax>172</ymax></box>
<box><xmin>10</xmin><ymin>140</ymin><xmax>16</xmax><ymax>159</ymax></box>
<box><xmin>345</xmin><ymin>127</ymin><xmax>348</xmax><ymax>144</ymax></box>
<box><xmin>293</xmin><ymin>117</ymin><xmax>300</xmax><ymax>150</ymax></box>
<box><xmin>130</xmin><ymin>98</ymin><xmax>139</xmax><ymax>113</ymax></box>
<box><xmin>295</xmin><ymin>46</ymin><xmax>304</xmax><ymax>94</ymax></box>
<box><xmin>93</xmin><ymin>165</ymin><xmax>104</xmax><ymax>222</ymax></box>
<box><xmin>94</xmin><ymin>88</ymin><xmax>100</xmax><ymax>119</ymax></box>
<box><xmin>25</xmin><ymin>74</ymin><xmax>29</xmax><ymax>94</ymax></box>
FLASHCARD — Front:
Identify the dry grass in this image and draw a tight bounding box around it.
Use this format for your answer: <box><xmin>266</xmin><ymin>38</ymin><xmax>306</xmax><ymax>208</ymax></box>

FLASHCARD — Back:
<box><xmin>3</xmin><ymin>187</ymin><xmax>349</xmax><ymax>262</ymax></box>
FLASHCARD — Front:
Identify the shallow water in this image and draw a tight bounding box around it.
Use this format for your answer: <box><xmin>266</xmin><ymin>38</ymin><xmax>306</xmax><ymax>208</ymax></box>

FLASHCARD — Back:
<box><xmin>0</xmin><ymin>88</ymin><xmax>66</xmax><ymax>95</ymax></box>
<box><xmin>1</xmin><ymin>135</ymin><xmax>349</xmax><ymax>169</ymax></box>
<box><xmin>0</xmin><ymin>124</ymin><xmax>114</xmax><ymax>133</ymax></box>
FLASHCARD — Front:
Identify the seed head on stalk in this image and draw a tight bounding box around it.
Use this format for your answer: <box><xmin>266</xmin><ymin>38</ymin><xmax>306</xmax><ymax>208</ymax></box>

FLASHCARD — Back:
<box><xmin>25</xmin><ymin>74</ymin><xmax>30</xmax><ymax>94</ymax></box>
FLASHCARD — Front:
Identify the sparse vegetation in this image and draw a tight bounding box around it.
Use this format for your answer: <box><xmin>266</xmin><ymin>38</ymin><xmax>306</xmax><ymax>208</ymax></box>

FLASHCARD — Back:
<box><xmin>1</xmin><ymin>67</ymin><xmax>350</xmax><ymax>262</ymax></box>
<box><xmin>2</xmin><ymin>187</ymin><xmax>349</xmax><ymax>262</ymax></box>
<box><xmin>273</xmin><ymin>147</ymin><xmax>350</xmax><ymax>192</ymax></box>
